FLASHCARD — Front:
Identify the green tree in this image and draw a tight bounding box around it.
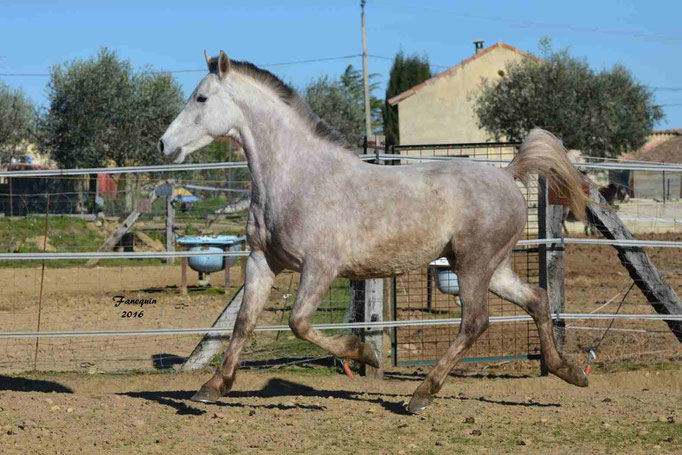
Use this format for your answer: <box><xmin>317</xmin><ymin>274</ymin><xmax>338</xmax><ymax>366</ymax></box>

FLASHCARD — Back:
<box><xmin>383</xmin><ymin>51</ymin><xmax>432</xmax><ymax>146</ymax></box>
<box><xmin>474</xmin><ymin>39</ymin><xmax>663</xmax><ymax>159</ymax></box>
<box><xmin>304</xmin><ymin>65</ymin><xmax>382</xmax><ymax>148</ymax></box>
<box><xmin>38</xmin><ymin>47</ymin><xmax>184</xmax><ymax>168</ymax></box>
<box><xmin>0</xmin><ymin>81</ymin><xmax>34</xmax><ymax>164</ymax></box>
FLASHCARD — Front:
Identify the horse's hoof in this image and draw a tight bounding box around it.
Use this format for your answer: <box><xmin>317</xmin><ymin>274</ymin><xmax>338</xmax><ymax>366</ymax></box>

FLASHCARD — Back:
<box><xmin>407</xmin><ymin>392</ymin><xmax>434</xmax><ymax>414</ymax></box>
<box><xmin>191</xmin><ymin>384</ymin><xmax>223</xmax><ymax>403</ymax></box>
<box><xmin>572</xmin><ymin>367</ymin><xmax>589</xmax><ymax>387</ymax></box>
<box><xmin>556</xmin><ymin>365</ymin><xmax>589</xmax><ymax>388</ymax></box>
<box><xmin>360</xmin><ymin>342</ymin><xmax>381</xmax><ymax>369</ymax></box>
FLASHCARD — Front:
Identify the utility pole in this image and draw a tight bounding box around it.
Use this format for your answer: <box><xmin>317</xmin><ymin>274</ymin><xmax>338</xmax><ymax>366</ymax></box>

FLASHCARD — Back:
<box><xmin>361</xmin><ymin>0</ymin><xmax>371</xmax><ymax>141</ymax></box>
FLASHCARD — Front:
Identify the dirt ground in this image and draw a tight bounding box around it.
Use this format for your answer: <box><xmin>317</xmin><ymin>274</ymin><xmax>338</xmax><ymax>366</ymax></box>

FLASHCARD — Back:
<box><xmin>0</xmin><ymin>365</ymin><xmax>680</xmax><ymax>455</ymax></box>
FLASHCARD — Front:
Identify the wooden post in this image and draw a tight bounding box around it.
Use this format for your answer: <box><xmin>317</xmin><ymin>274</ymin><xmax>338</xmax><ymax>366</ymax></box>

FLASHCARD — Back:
<box><xmin>363</xmin><ymin>278</ymin><xmax>384</xmax><ymax>378</ymax></box>
<box><xmin>587</xmin><ymin>188</ymin><xmax>682</xmax><ymax>342</ymax></box>
<box><xmin>85</xmin><ymin>190</ymin><xmax>159</xmax><ymax>267</ymax></box>
<box><xmin>538</xmin><ymin>177</ymin><xmax>566</xmax><ymax>376</ymax></box>
<box><xmin>181</xmin><ymin>285</ymin><xmax>245</xmax><ymax>371</ymax></box>
<box><xmin>180</xmin><ymin>256</ymin><xmax>188</xmax><ymax>295</ymax></box>
<box><xmin>546</xmin><ymin>205</ymin><xmax>566</xmax><ymax>351</ymax></box>
<box><xmin>224</xmin><ymin>245</ymin><xmax>231</xmax><ymax>290</ymax></box>
<box><xmin>166</xmin><ymin>194</ymin><xmax>175</xmax><ymax>264</ymax></box>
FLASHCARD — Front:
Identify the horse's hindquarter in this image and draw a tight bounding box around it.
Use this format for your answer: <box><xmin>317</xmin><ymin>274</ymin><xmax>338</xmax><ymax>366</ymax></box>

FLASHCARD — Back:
<box><xmin>335</xmin><ymin>160</ymin><xmax>527</xmax><ymax>278</ymax></box>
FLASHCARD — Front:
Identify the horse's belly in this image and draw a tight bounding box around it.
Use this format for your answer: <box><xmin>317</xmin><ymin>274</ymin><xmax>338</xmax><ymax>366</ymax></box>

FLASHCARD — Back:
<box><xmin>339</xmin><ymin>235</ymin><xmax>451</xmax><ymax>279</ymax></box>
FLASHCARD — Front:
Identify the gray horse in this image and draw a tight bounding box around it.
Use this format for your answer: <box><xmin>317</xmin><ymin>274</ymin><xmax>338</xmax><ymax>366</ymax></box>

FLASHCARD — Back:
<box><xmin>158</xmin><ymin>51</ymin><xmax>590</xmax><ymax>413</ymax></box>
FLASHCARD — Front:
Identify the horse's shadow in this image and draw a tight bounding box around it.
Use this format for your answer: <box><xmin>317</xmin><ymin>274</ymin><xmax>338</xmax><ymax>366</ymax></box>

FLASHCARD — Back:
<box><xmin>120</xmin><ymin>377</ymin><xmax>559</xmax><ymax>416</ymax></box>
<box><xmin>121</xmin><ymin>378</ymin><xmax>411</xmax><ymax>415</ymax></box>
<box><xmin>0</xmin><ymin>375</ymin><xmax>73</xmax><ymax>394</ymax></box>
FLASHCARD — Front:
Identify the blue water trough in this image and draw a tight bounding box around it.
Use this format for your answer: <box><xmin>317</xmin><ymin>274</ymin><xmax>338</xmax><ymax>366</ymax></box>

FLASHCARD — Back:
<box><xmin>176</xmin><ymin>235</ymin><xmax>245</xmax><ymax>287</ymax></box>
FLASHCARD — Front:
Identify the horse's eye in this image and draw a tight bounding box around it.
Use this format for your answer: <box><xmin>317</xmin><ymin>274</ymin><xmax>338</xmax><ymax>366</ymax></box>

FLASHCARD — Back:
<box><xmin>197</xmin><ymin>95</ymin><xmax>208</xmax><ymax>103</ymax></box>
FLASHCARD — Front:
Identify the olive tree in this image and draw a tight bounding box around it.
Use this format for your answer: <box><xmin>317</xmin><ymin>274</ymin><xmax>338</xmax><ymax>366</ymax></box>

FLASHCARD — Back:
<box><xmin>474</xmin><ymin>39</ymin><xmax>663</xmax><ymax>158</ymax></box>
<box><xmin>0</xmin><ymin>81</ymin><xmax>34</xmax><ymax>164</ymax></box>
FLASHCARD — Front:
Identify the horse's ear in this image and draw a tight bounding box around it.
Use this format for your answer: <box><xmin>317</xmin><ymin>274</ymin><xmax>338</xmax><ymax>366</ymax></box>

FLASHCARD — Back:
<box><xmin>218</xmin><ymin>50</ymin><xmax>231</xmax><ymax>79</ymax></box>
<box><xmin>204</xmin><ymin>50</ymin><xmax>210</xmax><ymax>68</ymax></box>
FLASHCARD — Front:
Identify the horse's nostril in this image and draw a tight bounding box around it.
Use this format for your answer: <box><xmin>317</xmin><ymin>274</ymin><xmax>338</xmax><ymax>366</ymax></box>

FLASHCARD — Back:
<box><xmin>158</xmin><ymin>140</ymin><xmax>165</xmax><ymax>153</ymax></box>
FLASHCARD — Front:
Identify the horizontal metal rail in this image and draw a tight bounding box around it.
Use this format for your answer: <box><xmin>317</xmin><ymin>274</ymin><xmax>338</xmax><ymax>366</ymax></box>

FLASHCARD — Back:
<box><xmin>518</xmin><ymin>238</ymin><xmax>682</xmax><ymax>248</ymax></box>
<box><xmin>378</xmin><ymin>154</ymin><xmax>682</xmax><ymax>172</ymax></box>
<box><xmin>4</xmin><ymin>151</ymin><xmax>681</xmax><ymax>179</ymax></box>
<box><xmin>0</xmin><ymin>250</ymin><xmax>250</xmax><ymax>261</ymax></box>
<box><xmin>183</xmin><ymin>183</ymin><xmax>249</xmax><ymax>193</ymax></box>
<box><xmin>1</xmin><ymin>237</ymin><xmax>680</xmax><ymax>262</ymax></box>
<box><xmin>0</xmin><ymin>154</ymin><xmax>377</xmax><ymax>178</ymax></box>
<box><xmin>0</xmin><ymin>313</ymin><xmax>679</xmax><ymax>339</ymax></box>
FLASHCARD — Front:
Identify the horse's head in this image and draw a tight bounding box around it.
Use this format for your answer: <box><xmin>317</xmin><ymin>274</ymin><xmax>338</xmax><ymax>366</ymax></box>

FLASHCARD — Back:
<box><xmin>158</xmin><ymin>50</ymin><xmax>244</xmax><ymax>163</ymax></box>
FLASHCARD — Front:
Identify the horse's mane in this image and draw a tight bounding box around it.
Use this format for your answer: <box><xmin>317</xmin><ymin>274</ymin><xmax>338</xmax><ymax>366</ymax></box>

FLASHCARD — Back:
<box><xmin>208</xmin><ymin>57</ymin><xmax>352</xmax><ymax>151</ymax></box>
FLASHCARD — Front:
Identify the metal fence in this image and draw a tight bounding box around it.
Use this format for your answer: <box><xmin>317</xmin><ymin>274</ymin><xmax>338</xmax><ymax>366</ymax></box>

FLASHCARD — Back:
<box><xmin>0</xmin><ymin>152</ymin><xmax>680</xmax><ymax>375</ymax></box>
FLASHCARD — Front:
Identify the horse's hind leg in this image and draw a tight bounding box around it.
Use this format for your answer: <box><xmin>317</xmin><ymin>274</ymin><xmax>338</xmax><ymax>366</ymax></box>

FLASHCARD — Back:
<box><xmin>407</xmin><ymin>259</ymin><xmax>492</xmax><ymax>413</ymax></box>
<box><xmin>192</xmin><ymin>251</ymin><xmax>279</xmax><ymax>403</ymax></box>
<box><xmin>489</xmin><ymin>257</ymin><xmax>588</xmax><ymax>387</ymax></box>
<box><xmin>288</xmin><ymin>261</ymin><xmax>380</xmax><ymax>367</ymax></box>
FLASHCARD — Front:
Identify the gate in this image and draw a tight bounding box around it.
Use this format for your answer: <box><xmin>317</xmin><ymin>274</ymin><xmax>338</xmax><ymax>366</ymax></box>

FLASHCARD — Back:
<box><xmin>389</xmin><ymin>142</ymin><xmax>544</xmax><ymax>366</ymax></box>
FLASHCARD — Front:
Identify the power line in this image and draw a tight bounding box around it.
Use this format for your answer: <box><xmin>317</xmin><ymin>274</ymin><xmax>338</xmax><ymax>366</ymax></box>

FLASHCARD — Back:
<box><xmin>0</xmin><ymin>54</ymin><xmax>450</xmax><ymax>78</ymax></box>
<box><xmin>370</xmin><ymin>1</ymin><xmax>682</xmax><ymax>45</ymax></box>
<box><xmin>0</xmin><ymin>54</ymin><xmax>365</xmax><ymax>78</ymax></box>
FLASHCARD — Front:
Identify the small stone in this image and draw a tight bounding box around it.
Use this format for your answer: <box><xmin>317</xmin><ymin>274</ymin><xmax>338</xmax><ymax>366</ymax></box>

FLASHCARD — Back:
<box><xmin>664</xmin><ymin>437</ymin><xmax>674</xmax><ymax>443</ymax></box>
<box><xmin>435</xmin><ymin>441</ymin><xmax>443</xmax><ymax>446</ymax></box>
<box><xmin>470</xmin><ymin>429</ymin><xmax>482</xmax><ymax>436</ymax></box>
<box><xmin>464</xmin><ymin>416</ymin><xmax>475</xmax><ymax>424</ymax></box>
<box><xmin>667</xmin><ymin>416</ymin><xmax>676</xmax><ymax>424</ymax></box>
<box><xmin>155</xmin><ymin>439</ymin><xmax>160</xmax><ymax>444</ymax></box>
<box><xmin>50</xmin><ymin>405</ymin><xmax>60</xmax><ymax>411</ymax></box>
<box><xmin>657</xmin><ymin>416</ymin><xmax>667</xmax><ymax>423</ymax></box>
<box><xmin>212</xmin><ymin>413</ymin><xmax>224</xmax><ymax>419</ymax></box>
<box><xmin>66</xmin><ymin>408</ymin><xmax>74</xmax><ymax>413</ymax></box>
<box><xmin>602</xmin><ymin>422</ymin><xmax>610</xmax><ymax>428</ymax></box>
<box><xmin>540</xmin><ymin>418</ymin><xmax>548</xmax><ymax>423</ymax></box>
<box><xmin>408</xmin><ymin>444</ymin><xmax>417</xmax><ymax>449</ymax></box>
<box><xmin>518</xmin><ymin>439</ymin><xmax>531</xmax><ymax>446</ymax></box>
<box><xmin>45</xmin><ymin>399</ymin><xmax>53</xmax><ymax>405</ymax></box>
<box><xmin>248</xmin><ymin>409</ymin><xmax>256</xmax><ymax>417</ymax></box>
<box><xmin>228</xmin><ymin>419</ymin><xmax>236</xmax><ymax>424</ymax></box>
<box><xmin>602</xmin><ymin>398</ymin><xmax>613</xmax><ymax>403</ymax></box>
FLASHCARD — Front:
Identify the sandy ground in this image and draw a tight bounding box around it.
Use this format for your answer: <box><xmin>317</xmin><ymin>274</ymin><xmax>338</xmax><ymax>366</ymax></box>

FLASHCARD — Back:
<box><xmin>0</xmin><ymin>365</ymin><xmax>680</xmax><ymax>455</ymax></box>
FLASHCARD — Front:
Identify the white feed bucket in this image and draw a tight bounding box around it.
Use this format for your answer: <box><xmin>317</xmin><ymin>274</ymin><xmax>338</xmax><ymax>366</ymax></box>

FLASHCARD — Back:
<box><xmin>429</xmin><ymin>258</ymin><xmax>461</xmax><ymax>297</ymax></box>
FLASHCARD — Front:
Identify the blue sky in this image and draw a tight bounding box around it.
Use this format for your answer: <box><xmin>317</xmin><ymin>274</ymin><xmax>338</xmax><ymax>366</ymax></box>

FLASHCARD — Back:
<box><xmin>1</xmin><ymin>0</ymin><xmax>681</xmax><ymax>128</ymax></box>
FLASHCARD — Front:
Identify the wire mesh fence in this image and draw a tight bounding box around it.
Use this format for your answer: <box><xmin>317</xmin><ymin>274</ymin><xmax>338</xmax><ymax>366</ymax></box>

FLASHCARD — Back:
<box><xmin>388</xmin><ymin>142</ymin><xmax>542</xmax><ymax>366</ymax></box>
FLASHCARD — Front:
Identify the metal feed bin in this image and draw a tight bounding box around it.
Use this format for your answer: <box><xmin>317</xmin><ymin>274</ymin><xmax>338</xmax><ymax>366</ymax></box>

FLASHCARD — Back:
<box><xmin>427</xmin><ymin>258</ymin><xmax>461</xmax><ymax>310</ymax></box>
<box><xmin>176</xmin><ymin>235</ymin><xmax>245</xmax><ymax>290</ymax></box>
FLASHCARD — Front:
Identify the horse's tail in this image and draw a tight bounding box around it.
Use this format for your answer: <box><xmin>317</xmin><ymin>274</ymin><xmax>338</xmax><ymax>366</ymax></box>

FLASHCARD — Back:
<box><xmin>506</xmin><ymin>128</ymin><xmax>589</xmax><ymax>222</ymax></box>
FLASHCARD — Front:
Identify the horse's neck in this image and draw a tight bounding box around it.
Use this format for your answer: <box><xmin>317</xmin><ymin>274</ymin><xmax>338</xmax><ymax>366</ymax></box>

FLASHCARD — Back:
<box><xmin>239</xmin><ymin>97</ymin><xmax>348</xmax><ymax>204</ymax></box>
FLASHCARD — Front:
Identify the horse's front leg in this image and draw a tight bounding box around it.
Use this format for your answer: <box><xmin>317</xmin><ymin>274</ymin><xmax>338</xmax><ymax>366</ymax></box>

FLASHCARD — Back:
<box><xmin>288</xmin><ymin>262</ymin><xmax>380</xmax><ymax>367</ymax></box>
<box><xmin>192</xmin><ymin>250</ymin><xmax>279</xmax><ymax>403</ymax></box>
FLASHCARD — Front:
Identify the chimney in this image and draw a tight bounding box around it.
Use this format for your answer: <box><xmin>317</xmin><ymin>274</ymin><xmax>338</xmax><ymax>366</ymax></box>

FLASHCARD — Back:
<box><xmin>474</xmin><ymin>40</ymin><xmax>484</xmax><ymax>54</ymax></box>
